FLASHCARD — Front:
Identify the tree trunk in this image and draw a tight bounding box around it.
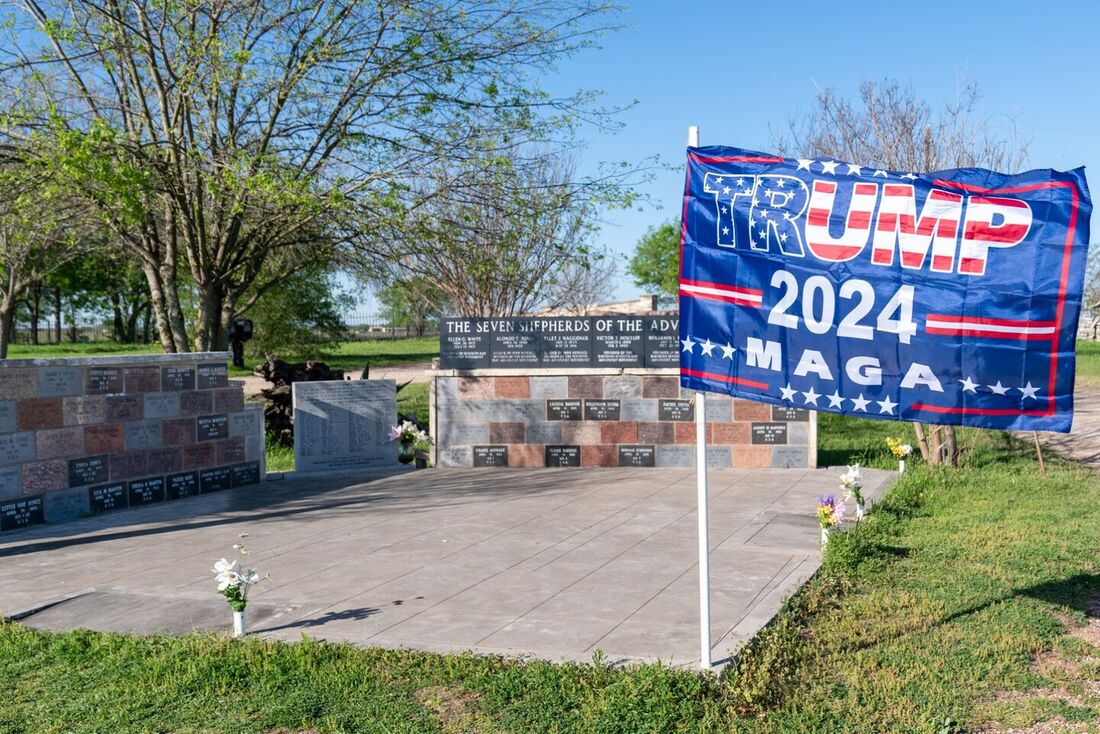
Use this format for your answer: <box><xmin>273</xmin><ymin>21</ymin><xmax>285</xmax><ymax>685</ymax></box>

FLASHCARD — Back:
<box><xmin>141</xmin><ymin>303</ymin><xmax>151</xmax><ymax>344</ymax></box>
<box><xmin>913</xmin><ymin>421</ymin><xmax>932</xmax><ymax>463</ymax></box>
<box><xmin>195</xmin><ymin>284</ymin><xmax>224</xmax><ymax>352</ymax></box>
<box><xmin>53</xmin><ymin>286</ymin><xmax>61</xmax><ymax>344</ymax></box>
<box><xmin>110</xmin><ymin>292</ymin><xmax>126</xmax><ymax>342</ymax></box>
<box><xmin>943</xmin><ymin>425</ymin><xmax>958</xmax><ymax>467</ymax></box>
<box><xmin>0</xmin><ymin>299</ymin><xmax>14</xmax><ymax>358</ymax></box>
<box><xmin>29</xmin><ymin>284</ymin><xmax>40</xmax><ymax>345</ymax></box>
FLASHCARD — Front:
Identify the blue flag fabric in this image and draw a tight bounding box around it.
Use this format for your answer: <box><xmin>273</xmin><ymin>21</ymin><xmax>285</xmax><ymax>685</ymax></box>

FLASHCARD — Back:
<box><xmin>678</xmin><ymin>145</ymin><xmax>1091</xmax><ymax>432</ymax></box>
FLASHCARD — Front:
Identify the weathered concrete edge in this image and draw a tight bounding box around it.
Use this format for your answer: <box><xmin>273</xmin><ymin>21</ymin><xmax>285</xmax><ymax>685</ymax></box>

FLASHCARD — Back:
<box><xmin>0</xmin><ymin>351</ymin><xmax>232</xmax><ymax>368</ymax></box>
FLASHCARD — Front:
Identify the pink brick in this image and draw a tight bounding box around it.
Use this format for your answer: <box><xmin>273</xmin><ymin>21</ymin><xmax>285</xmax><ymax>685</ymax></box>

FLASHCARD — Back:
<box><xmin>732</xmin><ymin>446</ymin><xmax>773</xmax><ymax>469</ymax></box>
<box><xmin>458</xmin><ymin>377</ymin><xmax>494</xmax><ymax>399</ymax></box>
<box><xmin>216</xmin><ymin>438</ymin><xmax>246</xmax><ymax>465</ymax></box>
<box><xmin>562</xmin><ymin>421</ymin><xmax>601</xmax><ymax>444</ymax></box>
<box><xmin>494</xmin><ymin>377</ymin><xmax>530</xmax><ymax>398</ymax></box>
<box><xmin>182</xmin><ymin>443</ymin><xmax>215</xmax><ymax>469</ymax></box>
<box><xmin>22</xmin><ymin>459</ymin><xmax>68</xmax><ymax>492</ymax></box>
<box><xmin>642</xmin><ymin>376</ymin><xmax>680</xmax><ymax>399</ymax></box>
<box><xmin>567</xmin><ymin>375</ymin><xmax>603</xmax><ymax>399</ymax></box>
<box><xmin>123</xmin><ymin>367</ymin><xmax>161</xmax><ymax>393</ymax></box>
<box><xmin>733</xmin><ymin>399</ymin><xmax>771</xmax><ymax>421</ymax></box>
<box><xmin>36</xmin><ymin>426</ymin><xmax>85</xmax><ymax>460</ymax></box>
<box><xmin>600</xmin><ymin>422</ymin><xmax>638</xmax><ymax>444</ymax></box>
<box><xmin>488</xmin><ymin>422</ymin><xmax>525</xmax><ymax>443</ymax></box>
<box><xmin>508</xmin><ymin>444</ymin><xmax>543</xmax><ymax>467</ymax></box>
<box><xmin>581</xmin><ymin>444</ymin><xmax>617</xmax><ymax>467</ymax></box>
<box><xmin>18</xmin><ymin>398</ymin><xmax>63</xmax><ymax>431</ymax></box>
<box><xmin>162</xmin><ymin>418</ymin><xmax>196</xmax><ymax>445</ymax></box>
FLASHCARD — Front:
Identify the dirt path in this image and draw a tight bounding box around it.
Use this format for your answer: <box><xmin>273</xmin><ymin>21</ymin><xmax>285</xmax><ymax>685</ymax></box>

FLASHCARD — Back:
<box><xmin>1037</xmin><ymin>384</ymin><xmax>1100</xmax><ymax>469</ymax></box>
<box><xmin>238</xmin><ymin>362</ymin><xmax>432</xmax><ymax>399</ymax></box>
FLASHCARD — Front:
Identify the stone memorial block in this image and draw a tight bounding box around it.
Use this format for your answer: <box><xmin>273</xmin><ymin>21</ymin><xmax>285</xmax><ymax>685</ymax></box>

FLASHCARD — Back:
<box><xmin>293</xmin><ymin>380</ymin><xmax>397</xmax><ymax>473</ymax></box>
<box><xmin>83</xmin><ymin>367</ymin><xmax>122</xmax><ymax>395</ymax></box>
<box><xmin>128</xmin><ymin>476</ymin><xmax>166</xmax><ymax>506</ymax></box>
<box><xmin>231</xmin><ymin>462</ymin><xmax>261</xmax><ymax>488</ymax></box>
<box><xmin>0</xmin><ymin>369</ymin><xmax>37</xmax><ymax>400</ymax></box>
<box><xmin>125</xmin><ymin>420</ymin><xmax>162</xmax><ymax>450</ymax></box>
<box><xmin>162</xmin><ymin>418</ymin><xmax>196</xmax><ymax>445</ymax></box>
<box><xmin>489</xmin><ymin>326</ymin><xmax>541</xmax><ymax>368</ymax></box>
<box><xmin>658</xmin><ymin>399</ymin><xmax>694</xmax><ymax>422</ymax></box>
<box><xmin>704</xmin><ymin>398</ymin><xmax>733</xmax><ymax>422</ymax></box>
<box><xmin>529</xmin><ymin>376</ymin><xmax>568</xmax><ymax>400</ymax></box>
<box><xmin>110</xmin><ymin>451</ymin><xmax>148</xmax><ymax>480</ymax></box>
<box><xmin>144</xmin><ymin>392</ymin><xmax>180</xmax><ymax>419</ymax></box>
<box><xmin>84</xmin><ymin>424</ymin><xmax>124</xmax><ymax>455</ymax></box>
<box><xmin>618</xmin><ymin>444</ymin><xmax>656</xmax><ymax>467</ymax></box>
<box><xmin>0</xmin><ymin>465</ymin><xmax>21</xmax><ymax>499</ymax></box>
<box><xmin>180</xmin><ymin>390</ymin><xmax>214</xmax><ymax>417</ymax></box>
<box><xmin>182</xmin><ymin>443</ymin><xmax>215</xmax><ymax>469</ymax></box>
<box><xmin>22</xmin><ymin>459</ymin><xmax>67</xmax><ymax>492</ymax></box>
<box><xmin>200</xmin><ymin>467</ymin><xmax>233</xmax><ymax>493</ymax></box>
<box><xmin>105</xmin><ymin>395</ymin><xmax>143</xmax><ymax>423</ymax></box>
<box><xmin>440</xmin><ymin>319</ymin><xmax>492</xmax><ymax>369</ymax></box>
<box><xmin>437</xmin><ymin>446</ymin><xmax>471</xmax><ymax>468</ymax></box>
<box><xmin>750</xmin><ymin>422</ymin><xmax>788</xmax><ymax>445</ymax></box>
<box><xmin>39</xmin><ymin>367</ymin><xmax>83</xmax><ymax>397</ymax></box>
<box><xmin>89</xmin><ymin>482</ymin><xmax>127</xmax><ymax>513</ymax></box>
<box><xmin>0</xmin><ymin>401</ymin><xmax>14</xmax><ymax>433</ymax></box>
<box><xmin>1</xmin><ymin>495</ymin><xmax>44</xmax><ymax>531</ymax></box>
<box><xmin>63</xmin><ymin>396</ymin><xmax>107</xmax><ymax>426</ymax></box>
<box><xmin>196</xmin><ymin>414</ymin><xmax>229</xmax><ymax>441</ymax></box>
<box><xmin>123</xmin><ymin>367</ymin><xmax>161</xmax><ymax>393</ymax></box>
<box><xmin>442</xmin><ymin>423</ymin><xmax>489</xmax><ymax>446</ymax></box>
<box><xmin>0</xmin><ymin>432</ymin><xmax>35</xmax><ymax>465</ymax></box>
<box><xmin>583</xmin><ymin>399</ymin><xmax>621</xmax><ymax>421</ymax></box>
<box><xmin>473</xmin><ymin>445</ymin><xmax>509</xmax><ymax>467</ymax></box>
<box><xmin>43</xmin><ymin>487</ymin><xmax>89</xmax><ymax>523</ymax></box>
<box><xmin>603</xmin><ymin>375</ymin><xmax>641</xmax><ymax>399</ymax></box>
<box><xmin>229</xmin><ymin>409</ymin><xmax>261</xmax><ymax>438</ymax></box>
<box><xmin>772</xmin><ymin>447</ymin><xmax>808</xmax><ymax>469</ymax></box>
<box><xmin>161</xmin><ymin>366</ymin><xmax>196</xmax><ymax>391</ymax></box>
<box><xmin>147</xmin><ymin>446</ymin><xmax>183</xmax><ymax>474</ymax></box>
<box><xmin>706</xmin><ymin>446</ymin><xmax>732</xmax><ymax>468</ymax></box>
<box><xmin>540</xmin><ymin>321</ymin><xmax>593</xmax><ymax>366</ymax></box>
<box><xmin>643</xmin><ymin>317</ymin><xmax>680</xmax><ymax>367</ymax></box>
<box><xmin>544</xmin><ymin>445</ymin><xmax>581</xmax><ymax>467</ymax></box>
<box><xmin>772</xmin><ymin>406</ymin><xmax>810</xmax><ymax>422</ymax></box>
<box><xmin>245</xmin><ymin>435</ymin><xmax>262</xmax><ymax>463</ymax></box>
<box><xmin>620</xmin><ymin>399</ymin><xmax>658</xmax><ymax>422</ymax></box>
<box><xmin>591</xmin><ymin>317</ymin><xmax>645</xmax><ymax>367</ymax></box>
<box><xmin>166</xmin><ymin>471</ymin><xmax>199</xmax><ymax>500</ymax></box>
<box><xmin>525</xmin><ymin>422</ymin><xmax>562</xmax><ymax>444</ymax></box>
<box><xmin>36</xmin><ymin>427</ymin><xmax>85</xmax><ymax>460</ymax></box>
<box><xmin>69</xmin><ymin>455</ymin><xmax>109</xmax><ymax>487</ymax></box>
<box><xmin>545</xmin><ymin>399</ymin><xmax>582</xmax><ymax>421</ymax></box>
<box><xmin>197</xmin><ymin>363</ymin><xmax>229</xmax><ymax>389</ymax></box>
<box><xmin>657</xmin><ymin>445</ymin><xmax>694</xmax><ymax>468</ymax></box>
<box><xmin>213</xmin><ymin>388</ymin><xmax>245</xmax><ymax>414</ymax></box>
<box><xmin>18</xmin><ymin>398</ymin><xmax>63</xmax><ymax>431</ymax></box>
<box><xmin>217</xmin><ymin>438</ymin><xmax>246</xmax><ymax>464</ymax></box>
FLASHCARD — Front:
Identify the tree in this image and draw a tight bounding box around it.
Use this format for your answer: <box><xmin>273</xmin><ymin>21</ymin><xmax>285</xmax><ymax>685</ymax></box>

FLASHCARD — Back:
<box><xmin>376</xmin><ymin>276</ymin><xmax>446</xmax><ymax>336</ymax></box>
<box><xmin>777</xmin><ymin>79</ymin><xmax>1028</xmax><ymax>466</ymax></box>
<box><xmin>628</xmin><ymin>220</ymin><xmax>680</xmax><ymax>305</ymax></box>
<box><xmin>5</xmin><ymin>0</ymin><xmax>626</xmax><ymax>351</ymax></box>
<box><xmin>541</xmin><ymin>251</ymin><xmax>618</xmax><ymax>314</ymax></box>
<box><xmin>245</xmin><ymin>265</ymin><xmax>352</xmax><ymax>359</ymax></box>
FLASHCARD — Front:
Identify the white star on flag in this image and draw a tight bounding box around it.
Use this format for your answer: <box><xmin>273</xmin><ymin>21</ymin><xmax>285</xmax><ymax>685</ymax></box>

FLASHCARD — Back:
<box><xmin>877</xmin><ymin>396</ymin><xmax>897</xmax><ymax>414</ymax></box>
<box><xmin>850</xmin><ymin>394</ymin><xmax>870</xmax><ymax>412</ymax></box>
<box><xmin>736</xmin><ymin>177</ymin><xmax>746</xmax><ymax>187</ymax></box>
<box><xmin>720</xmin><ymin>342</ymin><xmax>736</xmax><ymax>359</ymax></box>
<box><xmin>826</xmin><ymin>390</ymin><xmax>845</xmax><ymax>408</ymax></box>
<box><xmin>780</xmin><ymin>383</ymin><xmax>797</xmax><ymax>401</ymax></box>
<box><xmin>1018</xmin><ymin>382</ymin><xmax>1040</xmax><ymax>400</ymax></box>
<box><xmin>820</xmin><ymin>160</ymin><xmax>840</xmax><ymax>175</ymax></box>
<box><xmin>959</xmin><ymin>376</ymin><xmax>979</xmax><ymax>393</ymax></box>
<box><xmin>795</xmin><ymin>159</ymin><xmax>812</xmax><ymax>171</ymax></box>
<box><xmin>802</xmin><ymin>387</ymin><xmax>820</xmax><ymax>405</ymax></box>
<box><xmin>700</xmin><ymin>339</ymin><xmax>716</xmax><ymax>356</ymax></box>
<box><xmin>845</xmin><ymin>164</ymin><xmax>862</xmax><ymax>175</ymax></box>
<box><xmin>901</xmin><ymin>172</ymin><xmax>918</xmax><ymax>180</ymax></box>
<box><xmin>681</xmin><ymin>337</ymin><xmax>694</xmax><ymax>353</ymax></box>
<box><xmin>872</xmin><ymin>169</ymin><xmax>888</xmax><ymax>177</ymax></box>
<box><xmin>988</xmin><ymin>381</ymin><xmax>1009</xmax><ymax>396</ymax></box>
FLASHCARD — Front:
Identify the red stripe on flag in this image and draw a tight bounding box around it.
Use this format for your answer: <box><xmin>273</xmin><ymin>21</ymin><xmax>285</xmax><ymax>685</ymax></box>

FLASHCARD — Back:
<box><xmin>681</xmin><ymin>368</ymin><xmax>769</xmax><ymax>391</ymax></box>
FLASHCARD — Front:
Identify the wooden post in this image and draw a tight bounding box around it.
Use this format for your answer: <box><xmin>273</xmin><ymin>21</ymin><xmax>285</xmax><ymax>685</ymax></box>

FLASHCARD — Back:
<box><xmin>1032</xmin><ymin>431</ymin><xmax>1047</xmax><ymax>476</ymax></box>
<box><xmin>914</xmin><ymin>422</ymin><xmax>932</xmax><ymax>464</ymax></box>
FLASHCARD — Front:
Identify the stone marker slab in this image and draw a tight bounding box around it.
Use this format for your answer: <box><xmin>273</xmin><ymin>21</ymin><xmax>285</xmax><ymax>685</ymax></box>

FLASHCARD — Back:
<box><xmin>43</xmin><ymin>487</ymin><xmax>88</xmax><ymax>523</ymax></box>
<box><xmin>545</xmin><ymin>445</ymin><xmax>581</xmax><ymax>467</ymax></box>
<box><xmin>231</xmin><ymin>462</ymin><xmax>261</xmax><ymax>488</ymax></box>
<box><xmin>0</xmin><ymin>369</ymin><xmax>36</xmax><ymax>400</ymax></box>
<box><xmin>545</xmin><ymin>399</ymin><xmax>582</xmax><ymax>421</ymax></box>
<box><xmin>197</xmin><ymin>364</ymin><xmax>229</xmax><ymax>389</ymax></box>
<box><xmin>1</xmin><ymin>495</ymin><xmax>44</xmax><ymax>531</ymax></box>
<box><xmin>292</xmin><ymin>380</ymin><xmax>397</xmax><ymax>473</ymax></box>
<box><xmin>125</xmin><ymin>420</ymin><xmax>162</xmax><ymax>450</ymax></box>
<box><xmin>618</xmin><ymin>444</ymin><xmax>656</xmax><ymax>467</ymax></box>
<box><xmin>144</xmin><ymin>392</ymin><xmax>180</xmax><ymax>419</ymax></box>
<box><xmin>0</xmin><ymin>401</ymin><xmax>14</xmax><ymax>434</ymax></box>
<box><xmin>658</xmin><ymin>399</ymin><xmax>694</xmax><ymax>422</ymax></box>
<box><xmin>772</xmin><ymin>446</ymin><xmax>808</xmax><ymax>469</ymax></box>
<box><xmin>84</xmin><ymin>367</ymin><xmax>122</xmax><ymax>395</ymax></box>
<box><xmin>69</xmin><ymin>455</ymin><xmax>109</xmax><ymax>487</ymax></box>
<box><xmin>525</xmin><ymin>422</ymin><xmax>562</xmax><ymax>444</ymax></box>
<box><xmin>772</xmin><ymin>406</ymin><xmax>810</xmax><ymax>422</ymax></box>
<box><xmin>200</xmin><ymin>467</ymin><xmax>232</xmax><ymax>493</ymax></box>
<box><xmin>196</xmin><ymin>415</ymin><xmax>229</xmax><ymax>442</ymax></box>
<box><xmin>473</xmin><ymin>446</ymin><xmax>508</xmax><ymax>467</ymax></box>
<box><xmin>0</xmin><ymin>432</ymin><xmax>35</xmax><ymax>465</ymax></box>
<box><xmin>657</xmin><ymin>445</ymin><xmax>694</xmax><ymax>468</ymax></box>
<box><xmin>166</xmin><ymin>471</ymin><xmax>199</xmax><ymax>500</ymax></box>
<box><xmin>89</xmin><ymin>482</ymin><xmax>127</xmax><ymax>513</ymax></box>
<box><xmin>751</xmin><ymin>422</ymin><xmax>788</xmax><ymax>445</ymax></box>
<box><xmin>583</xmin><ymin>399</ymin><xmax>621</xmax><ymax>421</ymax></box>
<box><xmin>39</xmin><ymin>367</ymin><xmax>83</xmax><ymax>397</ymax></box>
<box><xmin>228</xmin><ymin>410</ymin><xmax>260</xmax><ymax>438</ymax></box>
<box><xmin>128</xmin><ymin>476</ymin><xmax>166</xmax><ymax>506</ymax></box>
<box><xmin>161</xmin><ymin>366</ymin><xmax>196</xmax><ymax>391</ymax></box>
<box><xmin>0</xmin><ymin>465</ymin><xmax>21</xmax><ymax>499</ymax></box>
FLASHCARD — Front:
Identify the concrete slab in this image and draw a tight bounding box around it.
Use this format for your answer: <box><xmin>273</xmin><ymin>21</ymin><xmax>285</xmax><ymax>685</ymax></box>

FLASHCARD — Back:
<box><xmin>1</xmin><ymin>465</ymin><xmax>893</xmax><ymax>667</ymax></box>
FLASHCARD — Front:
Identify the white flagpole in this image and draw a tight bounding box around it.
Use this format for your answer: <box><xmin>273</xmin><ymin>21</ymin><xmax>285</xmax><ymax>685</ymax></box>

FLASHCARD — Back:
<box><xmin>687</xmin><ymin>124</ymin><xmax>712</xmax><ymax>670</ymax></box>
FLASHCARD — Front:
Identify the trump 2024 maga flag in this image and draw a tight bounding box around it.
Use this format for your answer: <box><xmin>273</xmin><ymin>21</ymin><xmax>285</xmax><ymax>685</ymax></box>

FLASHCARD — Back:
<box><xmin>678</xmin><ymin>146</ymin><xmax>1092</xmax><ymax>432</ymax></box>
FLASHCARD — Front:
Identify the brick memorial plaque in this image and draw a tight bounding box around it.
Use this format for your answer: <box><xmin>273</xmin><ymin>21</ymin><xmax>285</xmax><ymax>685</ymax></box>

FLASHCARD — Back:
<box><xmin>200</xmin><ymin>467</ymin><xmax>232</xmax><ymax>493</ymax></box>
<box><xmin>473</xmin><ymin>446</ymin><xmax>509</xmax><ymax>467</ymax></box>
<box><xmin>0</xmin><ymin>401</ymin><xmax>14</xmax><ymax>433</ymax></box>
<box><xmin>197</xmin><ymin>415</ymin><xmax>229</xmax><ymax>441</ymax></box>
<box><xmin>89</xmin><ymin>482</ymin><xmax>127</xmax><ymax>513</ymax></box>
<box><xmin>545</xmin><ymin>399</ymin><xmax>582</xmax><ymax>421</ymax></box>
<box><xmin>771</xmin><ymin>406</ymin><xmax>809</xmax><ymax>422</ymax></box>
<box><xmin>69</xmin><ymin>455</ymin><xmax>109</xmax><ymax>486</ymax></box>
<box><xmin>751</xmin><ymin>422</ymin><xmax>788</xmax><ymax>445</ymax></box>
<box><xmin>1</xmin><ymin>495</ymin><xmax>44</xmax><ymax>531</ymax></box>
<box><xmin>143</xmin><ymin>392</ymin><xmax>180</xmax><ymax>419</ymax></box>
<box><xmin>161</xmin><ymin>366</ymin><xmax>196</xmax><ymax>391</ymax></box>
<box><xmin>583</xmin><ymin>399</ymin><xmax>621</xmax><ymax>421</ymax></box>
<box><xmin>229</xmin><ymin>410</ymin><xmax>260</xmax><ymax>437</ymax></box>
<box><xmin>128</xmin><ymin>476</ymin><xmax>165</xmax><ymax>506</ymax></box>
<box><xmin>545</xmin><ymin>445</ymin><xmax>581</xmax><ymax>467</ymax></box>
<box><xmin>166</xmin><ymin>471</ymin><xmax>199</xmax><ymax>500</ymax></box>
<box><xmin>592</xmin><ymin>317</ymin><xmax>644</xmax><ymax>367</ymax></box>
<box><xmin>39</xmin><ymin>367</ymin><xmax>83</xmax><ymax>397</ymax></box>
<box><xmin>125</xmin><ymin>420</ymin><xmax>162</xmax><ymax>450</ymax></box>
<box><xmin>84</xmin><ymin>368</ymin><xmax>122</xmax><ymax>394</ymax></box>
<box><xmin>0</xmin><ymin>432</ymin><xmax>35</xmax><ymax>464</ymax></box>
<box><xmin>618</xmin><ymin>445</ymin><xmax>656</xmax><ymax>467</ymax></box>
<box><xmin>658</xmin><ymin>399</ymin><xmax>694</xmax><ymax>421</ymax></box>
<box><xmin>772</xmin><ymin>447</ymin><xmax>808</xmax><ymax>469</ymax></box>
<box><xmin>231</xmin><ymin>462</ymin><xmax>261</xmax><ymax>487</ymax></box>
<box><xmin>197</xmin><ymin>364</ymin><xmax>229</xmax><ymax>389</ymax></box>
<box><xmin>293</xmin><ymin>380</ymin><xmax>397</xmax><ymax>473</ymax></box>
<box><xmin>0</xmin><ymin>465</ymin><xmax>21</xmax><ymax>499</ymax></box>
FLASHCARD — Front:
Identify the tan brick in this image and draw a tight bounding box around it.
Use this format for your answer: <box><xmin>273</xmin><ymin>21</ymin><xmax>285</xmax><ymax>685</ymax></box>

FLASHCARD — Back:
<box><xmin>581</xmin><ymin>444</ymin><xmax>617</xmax><ymax>467</ymax></box>
<box><xmin>732</xmin><ymin>445</ymin><xmax>773</xmax><ymax>468</ymax></box>
<box><xmin>675</xmin><ymin>421</ymin><xmax>696</xmax><ymax>444</ymax></box>
<box><xmin>123</xmin><ymin>367</ymin><xmax>161</xmax><ymax>393</ymax></box>
<box><xmin>642</xmin><ymin>376</ymin><xmax>680</xmax><ymax>399</ymax></box>
<box><xmin>182</xmin><ymin>442</ymin><xmax>215</xmax><ymax>469</ymax></box>
<box><xmin>562</xmin><ymin>421</ymin><xmax>601</xmax><ymax>444</ymax></box>
<box><xmin>567</xmin><ymin>375</ymin><xmax>603</xmax><ymax>399</ymax></box>
<box><xmin>36</xmin><ymin>426</ymin><xmax>85</xmax><ymax>460</ymax></box>
<box><xmin>733</xmin><ymin>398</ymin><xmax>771</xmax><ymax>421</ymax></box>
<box><xmin>21</xmin><ymin>459</ymin><xmax>68</xmax><ymax>492</ymax></box>
<box><xmin>712</xmin><ymin>422</ymin><xmax>750</xmax><ymax>445</ymax></box>
<box><xmin>458</xmin><ymin>377</ymin><xmax>494</xmax><ymax>399</ymax></box>
<box><xmin>507</xmin><ymin>444</ymin><xmax>543</xmax><ymax>468</ymax></box>
<box><xmin>488</xmin><ymin>422</ymin><xmax>525</xmax><ymax>443</ymax></box>
<box><xmin>18</xmin><ymin>398</ymin><xmax>63</xmax><ymax>431</ymax></box>
<box><xmin>110</xmin><ymin>451</ymin><xmax>148</xmax><ymax>480</ymax></box>
<box><xmin>494</xmin><ymin>376</ymin><xmax>530</xmax><ymax>398</ymax></box>
<box><xmin>600</xmin><ymin>421</ymin><xmax>638</xmax><ymax>444</ymax></box>
<box><xmin>162</xmin><ymin>418</ymin><xmax>196</xmax><ymax>445</ymax></box>
<box><xmin>83</xmin><ymin>424</ymin><xmax>124</xmax><ymax>454</ymax></box>
<box><xmin>637</xmin><ymin>422</ymin><xmax>675</xmax><ymax>444</ymax></box>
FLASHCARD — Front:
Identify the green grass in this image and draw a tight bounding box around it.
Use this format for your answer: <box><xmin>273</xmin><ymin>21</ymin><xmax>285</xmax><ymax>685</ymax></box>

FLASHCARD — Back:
<box><xmin>4</xmin><ymin>342</ymin><xmax>161</xmax><ymax>359</ymax></box>
<box><xmin>1075</xmin><ymin>340</ymin><xmax>1100</xmax><ymax>385</ymax></box>
<box><xmin>4</xmin><ymin>423</ymin><xmax>1100</xmax><ymax>733</ymax></box>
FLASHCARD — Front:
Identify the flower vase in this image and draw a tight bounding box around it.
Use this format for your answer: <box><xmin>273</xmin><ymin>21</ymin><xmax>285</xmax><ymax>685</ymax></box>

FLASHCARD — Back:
<box><xmin>233</xmin><ymin>610</ymin><xmax>246</xmax><ymax>638</ymax></box>
<box><xmin>855</xmin><ymin>500</ymin><xmax>865</xmax><ymax>521</ymax></box>
<box><xmin>820</xmin><ymin>527</ymin><xmax>830</xmax><ymax>547</ymax></box>
<box><xmin>898</xmin><ymin>459</ymin><xmax>906</xmax><ymax>475</ymax></box>
<box><xmin>398</xmin><ymin>441</ymin><xmax>416</xmax><ymax>464</ymax></box>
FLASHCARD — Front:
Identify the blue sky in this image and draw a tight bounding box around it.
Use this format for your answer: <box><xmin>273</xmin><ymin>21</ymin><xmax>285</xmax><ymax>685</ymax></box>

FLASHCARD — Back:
<box><xmin>549</xmin><ymin>1</ymin><xmax>1099</xmax><ymax>302</ymax></box>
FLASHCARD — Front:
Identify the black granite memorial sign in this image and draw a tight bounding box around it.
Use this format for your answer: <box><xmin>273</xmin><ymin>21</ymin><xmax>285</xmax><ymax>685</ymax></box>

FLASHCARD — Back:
<box><xmin>545</xmin><ymin>445</ymin><xmax>581</xmax><ymax>467</ymax></box>
<box><xmin>489</xmin><ymin>327</ymin><xmax>541</xmax><ymax>367</ymax></box>
<box><xmin>197</xmin><ymin>364</ymin><xmax>229</xmax><ymax>389</ymax></box>
<box><xmin>546</xmin><ymin>399</ymin><xmax>582</xmax><ymax>421</ymax></box>
<box><xmin>89</xmin><ymin>482</ymin><xmax>127</xmax><ymax>513</ymax></box>
<box><xmin>658</xmin><ymin>399</ymin><xmax>694</xmax><ymax>421</ymax></box>
<box><xmin>644</xmin><ymin>317</ymin><xmax>680</xmax><ymax>367</ymax></box>
<box><xmin>162</xmin><ymin>366</ymin><xmax>196</xmax><ymax>391</ymax></box>
<box><xmin>69</xmin><ymin>455</ymin><xmax>109</xmax><ymax>487</ymax></box>
<box><xmin>473</xmin><ymin>446</ymin><xmax>509</xmax><ymax>467</ymax></box>
<box><xmin>592</xmin><ymin>317</ymin><xmax>645</xmax><ymax>367</ymax></box>
<box><xmin>197</xmin><ymin>415</ymin><xmax>229</xmax><ymax>441</ymax></box>
<box><xmin>167</xmin><ymin>471</ymin><xmax>199</xmax><ymax>500</ymax></box>
<box><xmin>584</xmin><ymin>399</ymin><xmax>621</xmax><ymax>421</ymax></box>
<box><xmin>439</xmin><ymin>321</ymin><xmax>492</xmax><ymax>369</ymax></box>
<box><xmin>1</xmin><ymin>495</ymin><xmax>43</xmax><ymax>531</ymax></box>
<box><xmin>618</xmin><ymin>445</ymin><xmax>656</xmax><ymax>467</ymax></box>
<box><xmin>771</xmin><ymin>406</ymin><xmax>810</xmax><ymax>422</ymax></box>
<box><xmin>540</xmin><ymin>320</ymin><xmax>593</xmax><ymax>366</ymax></box>
<box><xmin>128</xmin><ymin>476</ymin><xmax>166</xmax><ymax>506</ymax></box>
<box><xmin>200</xmin><ymin>467</ymin><xmax>233</xmax><ymax>493</ymax></box>
<box><xmin>85</xmin><ymin>368</ymin><xmax>122</xmax><ymax>394</ymax></box>
<box><xmin>232</xmin><ymin>462</ymin><xmax>261</xmax><ymax>488</ymax></box>
<box><xmin>751</xmin><ymin>422</ymin><xmax>789</xmax><ymax>445</ymax></box>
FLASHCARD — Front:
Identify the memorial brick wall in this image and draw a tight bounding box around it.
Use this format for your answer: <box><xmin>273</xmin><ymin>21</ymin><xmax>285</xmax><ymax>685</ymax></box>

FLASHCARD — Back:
<box><xmin>0</xmin><ymin>352</ymin><xmax>264</xmax><ymax>532</ymax></box>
